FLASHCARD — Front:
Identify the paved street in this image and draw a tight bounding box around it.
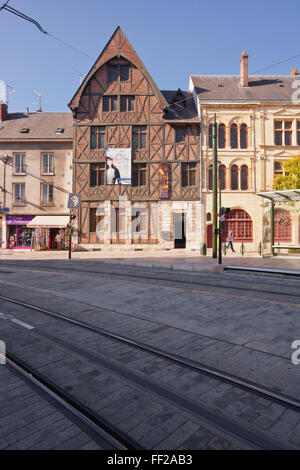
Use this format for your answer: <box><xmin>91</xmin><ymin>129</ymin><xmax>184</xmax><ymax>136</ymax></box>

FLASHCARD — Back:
<box><xmin>0</xmin><ymin>258</ymin><xmax>299</xmax><ymax>449</ymax></box>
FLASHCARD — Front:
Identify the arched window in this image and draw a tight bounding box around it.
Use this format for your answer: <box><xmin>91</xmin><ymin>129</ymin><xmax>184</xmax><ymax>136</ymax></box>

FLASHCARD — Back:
<box><xmin>219</xmin><ymin>164</ymin><xmax>226</xmax><ymax>190</ymax></box>
<box><xmin>240</xmin><ymin>124</ymin><xmax>248</xmax><ymax>149</ymax></box>
<box><xmin>208</xmin><ymin>124</ymin><xmax>213</xmax><ymax>148</ymax></box>
<box><xmin>241</xmin><ymin>165</ymin><xmax>248</xmax><ymax>190</ymax></box>
<box><xmin>275</xmin><ymin>209</ymin><xmax>292</xmax><ymax>242</ymax></box>
<box><xmin>225</xmin><ymin>209</ymin><xmax>253</xmax><ymax>241</ymax></box>
<box><xmin>206</xmin><ymin>212</ymin><xmax>211</xmax><ymax>222</ymax></box>
<box><xmin>208</xmin><ymin>164</ymin><xmax>213</xmax><ymax>190</ymax></box>
<box><xmin>230</xmin><ymin>124</ymin><xmax>238</xmax><ymax>148</ymax></box>
<box><xmin>218</xmin><ymin>124</ymin><xmax>226</xmax><ymax>148</ymax></box>
<box><xmin>231</xmin><ymin>165</ymin><xmax>238</xmax><ymax>190</ymax></box>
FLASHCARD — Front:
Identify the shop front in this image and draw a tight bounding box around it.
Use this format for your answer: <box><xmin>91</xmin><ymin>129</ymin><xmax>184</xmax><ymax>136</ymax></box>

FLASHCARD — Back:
<box><xmin>6</xmin><ymin>215</ymin><xmax>35</xmax><ymax>249</ymax></box>
<box><xmin>27</xmin><ymin>215</ymin><xmax>69</xmax><ymax>251</ymax></box>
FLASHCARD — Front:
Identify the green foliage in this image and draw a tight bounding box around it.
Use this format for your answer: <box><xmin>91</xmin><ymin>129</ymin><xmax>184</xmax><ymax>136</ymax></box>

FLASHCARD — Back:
<box><xmin>274</xmin><ymin>156</ymin><xmax>300</xmax><ymax>190</ymax></box>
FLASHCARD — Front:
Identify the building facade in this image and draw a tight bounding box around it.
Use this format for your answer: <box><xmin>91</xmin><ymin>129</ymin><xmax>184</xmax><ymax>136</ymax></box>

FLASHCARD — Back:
<box><xmin>0</xmin><ymin>107</ymin><xmax>73</xmax><ymax>249</ymax></box>
<box><xmin>69</xmin><ymin>27</ymin><xmax>201</xmax><ymax>251</ymax></box>
<box><xmin>189</xmin><ymin>52</ymin><xmax>300</xmax><ymax>252</ymax></box>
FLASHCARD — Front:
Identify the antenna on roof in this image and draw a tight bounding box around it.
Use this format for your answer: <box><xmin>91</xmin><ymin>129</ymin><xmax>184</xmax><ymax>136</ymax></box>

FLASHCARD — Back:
<box><xmin>73</xmin><ymin>68</ymin><xmax>85</xmax><ymax>85</ymax></box>
<box><xmin>33</xmin><ymin>90</ymin><xmax>47</xmax><ymax>112</ymax></box>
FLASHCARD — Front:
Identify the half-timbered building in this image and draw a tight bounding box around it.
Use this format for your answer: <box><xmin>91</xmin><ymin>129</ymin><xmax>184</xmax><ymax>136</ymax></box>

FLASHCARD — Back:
<box><xmin>69</xmin><ymin>27</ymin><xmax>200</xmax><ymax>251</ymax></box>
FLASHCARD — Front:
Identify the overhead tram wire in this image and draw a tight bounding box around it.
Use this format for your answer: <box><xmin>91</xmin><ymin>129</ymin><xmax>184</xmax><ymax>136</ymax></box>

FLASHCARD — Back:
<box><xmin>0</xmin><ymin>3</ymin><xmax>95</xmax><ymax>61</ymax></box>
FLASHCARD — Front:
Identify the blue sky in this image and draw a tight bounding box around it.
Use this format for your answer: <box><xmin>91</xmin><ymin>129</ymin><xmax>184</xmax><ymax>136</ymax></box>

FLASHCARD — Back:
<box><xmin>1</xmin><ymin>0</ymin><xmax>300</xmax><ymax>112</ymax></box>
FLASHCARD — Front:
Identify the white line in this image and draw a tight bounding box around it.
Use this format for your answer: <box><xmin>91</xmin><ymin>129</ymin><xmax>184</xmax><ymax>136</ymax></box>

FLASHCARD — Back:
<box><xmin>10</xmin><ymin>318</ymin><xmax>35</xmax><ymax>330</ymax></box>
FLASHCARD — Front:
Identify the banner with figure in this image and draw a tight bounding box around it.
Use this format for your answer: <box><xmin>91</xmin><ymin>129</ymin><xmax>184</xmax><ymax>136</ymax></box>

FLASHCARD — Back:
<box><xmin>105</xmin><ymin>148</ymin><xmax>131</xmax><ymax>185</ymax></box>
<box><xmin>158</xmin><ymin>161</ymin><xmax>170</xmax><ymax>198</ymax></box>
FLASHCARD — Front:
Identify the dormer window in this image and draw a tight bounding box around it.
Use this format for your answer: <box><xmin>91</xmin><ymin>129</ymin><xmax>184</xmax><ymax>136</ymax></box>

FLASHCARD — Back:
<box><xmin>55</xmin><ymin>128</ymin><xmax>64</xmax><ymax>134</ymax></box>
<box><xmin>20</xmin><ymin>128</ymin><xmax>29</xmax><ymax>133</ymax></box>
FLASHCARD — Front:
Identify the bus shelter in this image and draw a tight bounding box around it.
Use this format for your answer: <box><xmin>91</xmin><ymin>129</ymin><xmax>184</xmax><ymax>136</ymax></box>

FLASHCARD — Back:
<box><xmin>256</xmin><ymin>190</ymin><xmax>300</xmax><ymax>255</ymax></box>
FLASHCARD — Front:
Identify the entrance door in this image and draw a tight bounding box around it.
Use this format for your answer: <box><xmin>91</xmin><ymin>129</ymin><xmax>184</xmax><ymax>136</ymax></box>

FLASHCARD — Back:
<box><xmin>207</xmin><ymin>224</ymin><xmax>212</xmax><ymax>248</ymax></box>
<box><xmin>174</xmin><ymin>212</ymin><xmax>186</xmax><ymax>249</ymax></box>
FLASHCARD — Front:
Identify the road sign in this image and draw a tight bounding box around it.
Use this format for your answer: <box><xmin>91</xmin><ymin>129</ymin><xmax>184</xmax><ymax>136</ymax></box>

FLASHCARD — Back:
<box><xmin>67</xmin><ymin>193</ymin><xmax>82</xmax><ymax>209</ymax></box>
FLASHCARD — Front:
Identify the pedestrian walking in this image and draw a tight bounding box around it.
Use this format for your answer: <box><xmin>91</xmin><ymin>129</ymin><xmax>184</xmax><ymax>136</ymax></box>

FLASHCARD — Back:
<box><xmin>55</xmin><ymin>231</ymin><xmax>62</xmax><ymax>250</ymax></box>
<box><xmin>226</xmin><ymin>231</ymin><xmax>235</xmax><ymax>252</ymax></box>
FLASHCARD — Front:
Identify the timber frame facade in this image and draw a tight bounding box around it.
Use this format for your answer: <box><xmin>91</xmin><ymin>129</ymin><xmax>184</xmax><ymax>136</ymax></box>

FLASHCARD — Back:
<box><xmin>69</xmin><ymin>27</ymin><xmax>200</xmax><ymax>249</ymax></box>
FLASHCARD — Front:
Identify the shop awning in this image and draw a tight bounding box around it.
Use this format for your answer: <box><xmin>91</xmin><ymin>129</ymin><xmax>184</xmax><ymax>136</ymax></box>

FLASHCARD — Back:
<box><xmin>27</xmin><ymin>215</ymin><xmax>69</xmax><ymax>228</ymax></box>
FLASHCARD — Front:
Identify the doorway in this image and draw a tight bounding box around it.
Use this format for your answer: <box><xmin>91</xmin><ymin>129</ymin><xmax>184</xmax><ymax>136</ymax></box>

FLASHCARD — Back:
<box><xmin>174</xmin><ymin>212</ymin><xmax>186</xmax><ymax>249</ymax></box>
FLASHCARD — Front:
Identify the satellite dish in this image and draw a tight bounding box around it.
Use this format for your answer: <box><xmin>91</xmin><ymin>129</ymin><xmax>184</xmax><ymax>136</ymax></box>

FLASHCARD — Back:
<box><xmin>0</xmin><ymin>81</ymin><xmax>8</xmax><ymax>105</ymax></box>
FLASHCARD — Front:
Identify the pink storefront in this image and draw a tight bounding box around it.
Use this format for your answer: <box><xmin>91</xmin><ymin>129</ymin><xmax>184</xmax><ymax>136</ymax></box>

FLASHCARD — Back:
<box><xmin>6</xmin><ymin>215</ymin><xmax>35</xmax><ymax>249</ymax></box>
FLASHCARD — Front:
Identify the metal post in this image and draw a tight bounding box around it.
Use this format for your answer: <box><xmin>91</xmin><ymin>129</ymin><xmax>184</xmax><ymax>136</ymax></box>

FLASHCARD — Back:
<box><xmin>68</xmin><ymin>209</ymin><xmax>72</xmax><ymax>260</ymax></box>
<box><xmin>212</xmin><ymin>115</ymin><xmax>218</xmax><ymax>259</ymax></box>
<box><xmin>218</xmin><ymin>168</ymin><xmax>222</xmax><ymax>265</ymax></box>
<box><xmin>270</xmin><ymin>202</ymin><xmax>275</xmax><ymax>256</ymax></box>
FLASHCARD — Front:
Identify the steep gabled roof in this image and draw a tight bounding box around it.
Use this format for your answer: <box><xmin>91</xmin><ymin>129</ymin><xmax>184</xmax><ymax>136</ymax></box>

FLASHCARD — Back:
<box><xmin>190</xmin><ymin>75</ymin><xmax>297</xmax><ymax>102</ymax></box>
<box><xmin>161</xmin><ymin>90</ymin><xmax>199</xmax><ymax>122</ymax></box>
<box><xmin>68</xmin><ymin>26</ymin><xmax>168</xmax><ymax>110</ymax></box>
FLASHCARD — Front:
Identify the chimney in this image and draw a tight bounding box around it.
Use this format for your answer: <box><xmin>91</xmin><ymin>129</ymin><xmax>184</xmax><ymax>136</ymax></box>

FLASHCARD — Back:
<box><xmin>0</xmin><ymin>102</ymin><xmax>7</xmax><ymax>121</ymax></box>
<box><xmin>240</xmin><ymin>51</ymin><xmax>248</xmax><ymax>87</ymax></box>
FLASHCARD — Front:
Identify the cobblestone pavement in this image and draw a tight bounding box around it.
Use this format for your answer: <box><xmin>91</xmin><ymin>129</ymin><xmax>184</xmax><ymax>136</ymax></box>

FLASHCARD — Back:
<box><xmin>0</xmin><ymin>365</ymin><xmax>105</xmax><ymax>450</ymax></box>
<box><xmin>0</xmin><ymin>260</ymin><xmax>299</xmax><ymax>449</ymax></box>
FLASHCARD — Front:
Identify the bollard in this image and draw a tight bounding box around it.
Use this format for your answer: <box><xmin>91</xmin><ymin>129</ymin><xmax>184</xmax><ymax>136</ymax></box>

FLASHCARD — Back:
<box><xmin>258</xmin><ymin>242</ymin><xmax>263</xmax><ymax>256</ymax></box>
<box><xmin>240</xmin><ymin>242</ymin><xmax>246</xmax><ymax>256</ymax></box>
<box><xmin>200</xmin><ymin>243</ymin><xmax>207</xmax><ymax>256</ymax></box>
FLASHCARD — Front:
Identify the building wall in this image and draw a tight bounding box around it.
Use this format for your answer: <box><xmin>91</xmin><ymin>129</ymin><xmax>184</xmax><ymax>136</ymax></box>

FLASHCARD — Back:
<box><xmin>0</xmin><ymin>141</ymin><xmax>72</xmax><ymax>247</ymax></box>
<box><xmin>199</xmin><ymin>102</ymin><xmax>300</xmax><ymax>252</ymax></box>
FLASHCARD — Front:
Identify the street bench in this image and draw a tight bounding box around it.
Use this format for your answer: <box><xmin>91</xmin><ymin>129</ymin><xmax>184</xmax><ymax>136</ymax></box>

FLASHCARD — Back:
<box><xmin>272</xmin><ymin>245</ymin><xmax>300</xmax><ymax>250</ymax></box>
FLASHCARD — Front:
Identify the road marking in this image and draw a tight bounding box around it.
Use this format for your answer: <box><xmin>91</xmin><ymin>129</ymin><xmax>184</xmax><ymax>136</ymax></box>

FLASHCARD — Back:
<box><xmin>0</xmin><ymin>312</ymin><xmax>34</xmax><ymax>330</ymax></box>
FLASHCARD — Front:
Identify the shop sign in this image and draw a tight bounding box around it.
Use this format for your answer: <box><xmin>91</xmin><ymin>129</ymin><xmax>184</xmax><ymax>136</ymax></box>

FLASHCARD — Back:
<box><xmin>6</xmin><ymin>215</ymin><xmax>34</xmax><ymax>225</ymax></box>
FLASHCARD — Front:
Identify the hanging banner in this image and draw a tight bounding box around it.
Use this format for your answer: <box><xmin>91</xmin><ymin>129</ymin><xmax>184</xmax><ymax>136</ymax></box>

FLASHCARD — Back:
<box><xmin>158</xmin><ymin>161</ymin><xmax>170</xmax><ymax>199</ymax></box>
<box><xmin>105</xmin><ymin>148</ymin><xmax>131</xmax><ymax>185</ymax></box>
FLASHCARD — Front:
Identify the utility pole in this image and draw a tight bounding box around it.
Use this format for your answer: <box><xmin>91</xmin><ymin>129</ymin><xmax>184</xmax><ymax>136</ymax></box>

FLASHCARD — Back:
<box><xmin>212</xmin><ymin>114</ymin><xmax>218</xmax><ymax>258</ymax></box>
<box><xmin>218</xmin><ymin>167</ymin><xmax>222</xmax><ymax>265</ymax></box>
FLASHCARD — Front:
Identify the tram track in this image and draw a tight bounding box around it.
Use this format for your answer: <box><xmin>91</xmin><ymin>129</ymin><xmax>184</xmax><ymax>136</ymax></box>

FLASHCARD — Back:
<box><xmin>0</xmin><ymin>261</ymin><xmax>300</xmax><ymax>301</ymax></box>
<box><xmin>1</xmin><ymin>311</ymin><xmax>292</xmax><ymax>450</ymax></box>
<box><xmin>6</xmin><ymin>351</ymin><xmax>141</xmax><ymax>450</ymax></box>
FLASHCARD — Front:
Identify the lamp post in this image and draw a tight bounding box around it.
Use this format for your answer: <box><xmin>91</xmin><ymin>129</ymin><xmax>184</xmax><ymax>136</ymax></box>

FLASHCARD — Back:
<box><xmin>212</xmin><ymin>115</ymin><xmax>218</xmax><ymax>258</ymax></box>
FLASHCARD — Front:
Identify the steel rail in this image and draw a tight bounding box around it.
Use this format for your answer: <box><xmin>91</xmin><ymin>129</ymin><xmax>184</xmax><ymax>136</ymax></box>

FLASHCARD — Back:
<box><xmin>0</xmin><ymin>262</ymin><xmax>300</xmax><ymax>299</ymax></box>
<box><xmin>4</xmin><ymin>323</ymin><xmax>290</xmax><ymax>450</ymax></box>
<box><xmin>224</xmin><ymin>265</ymin><xmax>300</xmax><ymax>277</ymax></box>
<box><xmin>6</xmin><ymin>352</ymin><xmax>141</xmax><ymax>451</ymax></box>
<box><xmin>1</xmin><ymin>293</ymin><xmax>300</xmax><ymax>413</ymax></box>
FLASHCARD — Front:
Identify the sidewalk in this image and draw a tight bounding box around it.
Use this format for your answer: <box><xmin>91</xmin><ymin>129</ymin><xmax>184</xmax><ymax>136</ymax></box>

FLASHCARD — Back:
<box><xmin>0</xmin><ymin>248</ymin><xmax>299</xmax><ymax>273</ymax></box>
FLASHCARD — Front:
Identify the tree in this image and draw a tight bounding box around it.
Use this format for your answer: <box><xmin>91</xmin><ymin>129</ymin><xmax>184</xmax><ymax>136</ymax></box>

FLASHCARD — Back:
<box><xmin>274</xmin><ymin>156</ymin><xmax>300</xmax><ymax>190</ymax></box>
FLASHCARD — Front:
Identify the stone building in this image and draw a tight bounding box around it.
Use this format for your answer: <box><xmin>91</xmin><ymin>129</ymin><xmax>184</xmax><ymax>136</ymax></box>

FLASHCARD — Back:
<box><xmin>0</xmin><ymin>106</ymin><xmax>73</xmax><ymax>249</ymax></box>
<box><xmin>68</xmin><ymin>27</ymin><xmax>201</xmax><ymax>251</ymax></box>
<box><xmin>189</xmin><ymin>52</ymin><xmax>300</xmax><ymax>252</ymax></box>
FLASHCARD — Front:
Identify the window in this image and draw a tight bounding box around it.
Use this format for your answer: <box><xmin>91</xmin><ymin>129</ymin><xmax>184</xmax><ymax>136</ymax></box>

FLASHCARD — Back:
<box><xmin>219</xmin><ymin>164</ymin><xmax>226</xmax><ymax>190</ymax></box>
<box><xmin>133</xmin><ymin>126</ymin><xmax>147</xmax><ymax>149</ymax></box>
<box><xmin>274</xmin><ymin>121</ymin><xmax>292</xmax><ymax>145</ymax></box>
<box><xmin>241</xmin><ymin>165</ymin><xmax>248</xmax><ymax>190</ymax></box>
<box><xmin>225</xmin><ymin>209</ymin><xmax>253</xmax><ymax>241</ymax></box>
<box><xmin>175</xmin><ymin>127</ymin><xmax>186</xmax><ymax>143</ymax></box>
<box><xmin>103</xmin><ymin>96</ymin><xmax>117</xmax><ymax>112</ymax></box>
<box><xmin>182</xmin><ymin>162</ymin><xmax>196</xmax><ymax>187</ymax></box>
<box><xmin>297</xmin><ymin>122</ymin><xmax>300</xmax><ymax>145</ymax></box>
<box><xmin>108</xmin><ymin>63</ymin><xmax>130</xmax><ymax>82</ymax></box>
<box><xmin>14</xmin><ymin>154</ymin><xmax>25</xmax><ymax>174</ymax></box>
<box><xmin>240</xmin><ymin>124</ymin><xmax>248</xmax><ymax>149</ymax></box>
<box><xmin>274</xmin><ymin>161</ymin><xmax>283</xmax><ymax>176</ymax></box>
<box><xmin>120</xmin><ymin>96</ymin><xmax>135</xmax><ymax>112</ymax></box>
<box><xmin>208</xmin><ymin>124</ymin><xmax>213</xmax><ymax>148</ymax></box>
<box><xmin>230</xmin><ymin>124</ymin><xmax>238</xmax><ymax>148</ymax></box>
<box><xmin>90</xmin><ymin>163</ymin><xmax>105</xmax><ymax>187</ymax></box>
<box><xmin>42</xmin><ymin>154</ymin><xmax>54</xmax><ymax>174</ymax></box>
<box><xmin>218</xmin><ymin>124</ymin><xmax>226</xmax><ymax>148</ymax></box>
<box><xmin>208</xmin><ymin>164</ymin><xmax>213</xmax><ymax>190</ymax></box>
<box><xmin>13</xmin><ymin>183</ymin><xmax>25</xmax><ymax>205</ymax></box>
<box><xmin>120</xmin><ymin>65</ymin><xmax>129</xmax><ymax>81</ymax></box>
<box><xmin>91</xmin><ymin>126</ymin><xmax>105</xmax><ymax>149</ymax></box>
<box><xmin>41</xmin><ymin>183</ymin><xmax>53</xmax><ymax>205</ymax></box>
<box><xmin>90</xmin><ymin>208</ymin><xmax>104</xmax><ymax>233</ymax></box>
<box><xmin>108</xmin><ymin>64</ymin><xmax>118</xmax><ymax>82</ymax></box>
<box><xmin>231</xmin><ymin>165</ymin><xmax>238</xmax><ymax>190</ymax></box>
<box><xmin>132</xmin><ymin>163</ymin><xmax>147</xmax><ymax>187</ymax></box>
<box><xmin>275</xmin><ymin>209</ymin><xmax>292</xmax><ymax>242</ymax></box>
